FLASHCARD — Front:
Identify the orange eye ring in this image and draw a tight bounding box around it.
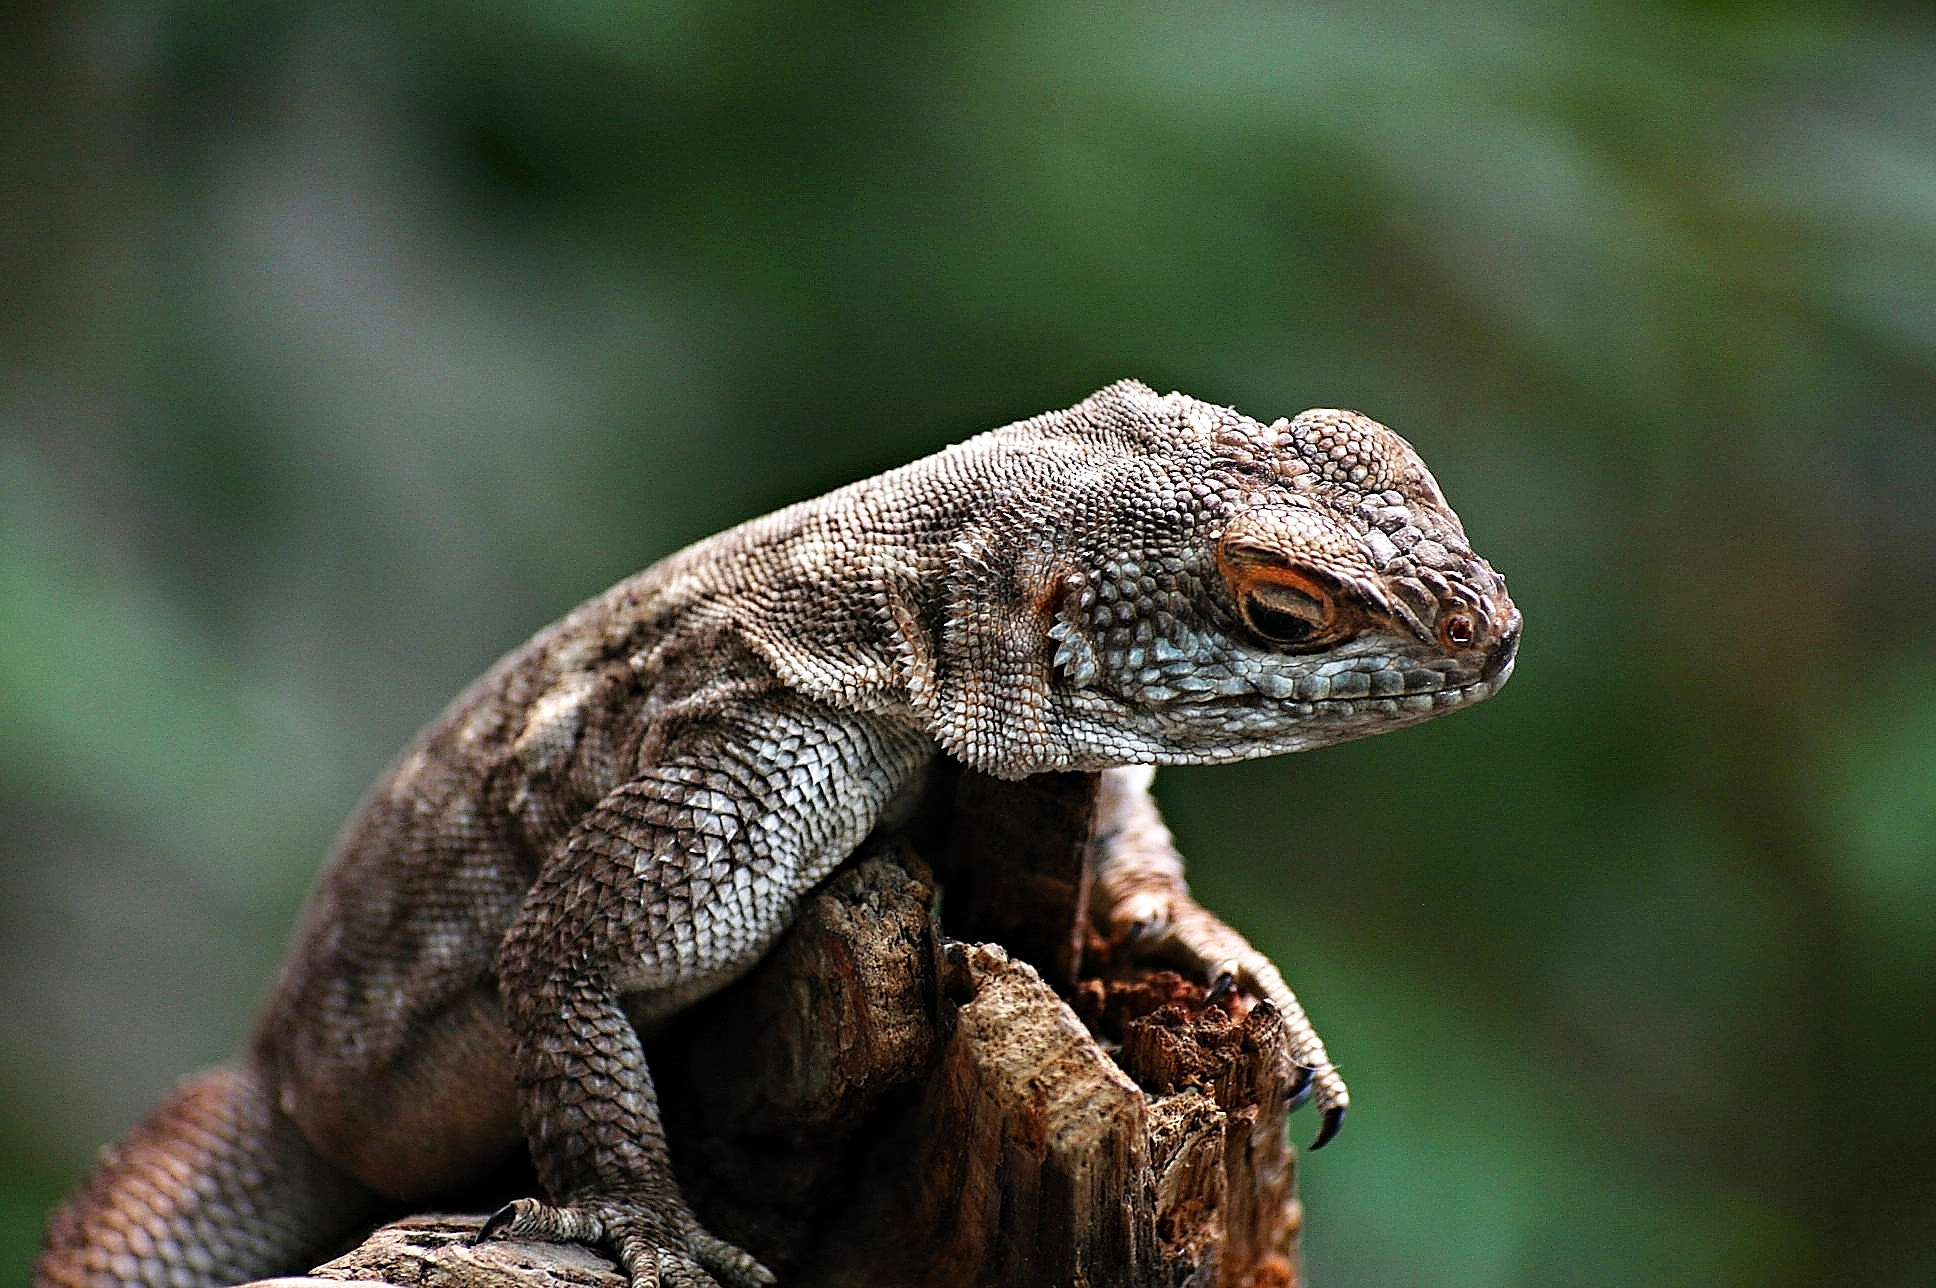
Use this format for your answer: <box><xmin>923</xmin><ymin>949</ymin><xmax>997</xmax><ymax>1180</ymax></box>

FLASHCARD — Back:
<box><xmin>1217</xmin><ymin>543</ymin><xmax>1344</xmax><ymax>649</ymax></box>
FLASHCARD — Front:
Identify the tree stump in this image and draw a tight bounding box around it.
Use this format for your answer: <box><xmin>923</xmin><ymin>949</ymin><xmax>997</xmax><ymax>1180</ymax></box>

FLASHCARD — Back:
<box><xmin>250</xmin><ymin>771</ymin><xmax>1304</xmax><ymax>1288</ymax></box>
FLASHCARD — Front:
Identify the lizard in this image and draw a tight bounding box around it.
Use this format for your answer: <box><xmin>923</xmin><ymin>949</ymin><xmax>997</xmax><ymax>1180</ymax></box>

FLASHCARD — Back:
<box><xmin>36</xmin><ymin>379</ymin><xmax>1519</xmax><ymax>1288</ymax></box>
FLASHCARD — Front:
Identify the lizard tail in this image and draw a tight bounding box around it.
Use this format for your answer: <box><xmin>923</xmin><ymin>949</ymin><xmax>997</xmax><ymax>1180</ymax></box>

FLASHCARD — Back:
<box><xmin>34</xmin><ymin>1062</ymin><xmax>382</xmax><ymax>1288</ymax></box>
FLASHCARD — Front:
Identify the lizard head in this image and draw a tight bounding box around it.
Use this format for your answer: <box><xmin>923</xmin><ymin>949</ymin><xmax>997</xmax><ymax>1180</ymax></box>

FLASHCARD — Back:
<box><xmin>947</xmin><ymin>380</ymin><xmax>1521</xmax><ymax>773</ymax></box>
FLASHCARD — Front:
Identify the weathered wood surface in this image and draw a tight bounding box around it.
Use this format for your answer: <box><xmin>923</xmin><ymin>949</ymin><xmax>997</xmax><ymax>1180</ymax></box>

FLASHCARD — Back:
<box><xmin>250</xmin><ymin>774</ymin><xmax>1304</xmax><ymax>1288</ymax></box>
<box><xmin>937</xmin><ymin>769</ymin><xmax>1098</xmax><ymax>993</ymax></box>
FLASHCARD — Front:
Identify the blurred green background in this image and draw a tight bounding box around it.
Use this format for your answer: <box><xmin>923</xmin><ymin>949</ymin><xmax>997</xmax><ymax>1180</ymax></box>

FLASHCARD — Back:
<box><xmin>5</xmin><ymin>1</ymin><xmax>1936</xmax><ymax>1284</ymax></box>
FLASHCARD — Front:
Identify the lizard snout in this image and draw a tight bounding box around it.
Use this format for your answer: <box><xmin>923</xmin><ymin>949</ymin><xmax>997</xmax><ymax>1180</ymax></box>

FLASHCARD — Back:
<box><xmin>1482</xmin><ymin>614</ymin><xmax>1521</xmax><ymax>685</ymax></box>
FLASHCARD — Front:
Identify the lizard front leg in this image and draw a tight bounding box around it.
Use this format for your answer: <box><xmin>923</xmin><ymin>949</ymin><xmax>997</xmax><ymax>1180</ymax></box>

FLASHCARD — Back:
<box><xmin>1090</xmin><ymin>765</ymin><xmax>1350</xmax><ymax>1147</ymax></box>
<box><xmin>482</xmin><ymin>696</ymin><xmax>932</xmax><ymax>1288</ymax></box>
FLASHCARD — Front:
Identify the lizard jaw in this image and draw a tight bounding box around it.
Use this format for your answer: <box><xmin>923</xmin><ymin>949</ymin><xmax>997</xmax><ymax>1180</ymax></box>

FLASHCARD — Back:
<box><xmin>1048</xmin><ymin>608</ymin><xmax>1519</xmax><ymax>771</ymax></box>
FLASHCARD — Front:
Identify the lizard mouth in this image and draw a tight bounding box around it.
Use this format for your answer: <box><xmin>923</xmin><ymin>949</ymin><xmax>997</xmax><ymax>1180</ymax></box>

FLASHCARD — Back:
<box><xmin>1272</xmin><ymin>610</ymin><xmax>1518</xmax><ymax>716</ymax></box>
<box><xmin>1277</xmin><ymin>670</ymin><xmax>1504</xmax><ymax>720</ymax></box>
<box><xmin>1120</xmin><ymin>668</ymin><xmax>1509</xmax><ymax>766</ymax></box>
<box><xmin>1146</xmin><ymin>665</ymin><xmax>1506</xmax><ymax>730</ymax></box>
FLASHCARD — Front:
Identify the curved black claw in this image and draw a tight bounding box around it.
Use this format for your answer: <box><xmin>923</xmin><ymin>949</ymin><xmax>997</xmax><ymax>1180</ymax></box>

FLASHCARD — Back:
<box><xmin>478</xmin><ymin>1202</ymin><xmax>522</xmax><ymax>1243</ymax></box>
<box><xmin>1310</xmin><ymin>1104</ymin><xmax>1346</xmax><ymax>1151</ymax></box>
<box><xmin>1285</xmin><ymin>1062</ymin><xmax>1314</xmax><ymax>1111</ymax></box>
<box><xmin>1205</xmin><ymin>970</ymin><xmax>1237</xmax><ymax>1006</ymax></box>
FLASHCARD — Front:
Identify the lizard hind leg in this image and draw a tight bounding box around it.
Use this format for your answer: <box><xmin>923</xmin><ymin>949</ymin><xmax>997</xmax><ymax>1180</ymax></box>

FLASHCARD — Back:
<box><xmin>34</xmin><ymin>1062</ymin><xmax>383</xmax><ymax>1288</ymax></box>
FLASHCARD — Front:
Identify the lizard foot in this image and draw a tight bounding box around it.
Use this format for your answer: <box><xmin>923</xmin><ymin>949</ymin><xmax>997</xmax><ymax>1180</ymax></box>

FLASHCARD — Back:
<box><xmin>478</xmin><ymin>1194</ymin><xmax>775</xmax><ymax>1288</ymax></box>
<box><xmin>1115</xmin><ymin>893</ymin><xmax>1350</xmax><ymax>1148</ymax></box>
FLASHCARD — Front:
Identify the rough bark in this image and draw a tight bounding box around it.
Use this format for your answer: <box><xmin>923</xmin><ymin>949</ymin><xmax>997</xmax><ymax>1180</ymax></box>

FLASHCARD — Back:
<box><xmin>251</xmin><ymin>772</ymin><xmax>1304</xmax><ymax>1288</ymax></box>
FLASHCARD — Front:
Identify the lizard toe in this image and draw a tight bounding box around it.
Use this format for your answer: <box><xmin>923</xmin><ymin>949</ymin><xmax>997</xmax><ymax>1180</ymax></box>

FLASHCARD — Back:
<box><xmin>690</xmin><ymin>1230</ymin><xmax>778</xmax><ymax>1287</ymax></box>
<box><xmin>476</xmin><ymin>1194</ymin><xmax>770</xmax><ymax>1288</ymax></box>
<box><xmin>1303</xmin><ymin>1064</ymin><xmax>1351</xmax><ymax>1150</ymax></box>
<box><xmin>479</xmin><ymin>1195</ymin><xmax>605</xmax><ymax>1245</ymax></box>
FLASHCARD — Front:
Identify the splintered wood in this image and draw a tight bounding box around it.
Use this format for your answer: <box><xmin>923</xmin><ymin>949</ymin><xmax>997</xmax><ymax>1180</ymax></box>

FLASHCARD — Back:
<box><xmin>272</xmin><ymin>773</ymin><xmax>1304</xmax><ymax>1288</ymax></box>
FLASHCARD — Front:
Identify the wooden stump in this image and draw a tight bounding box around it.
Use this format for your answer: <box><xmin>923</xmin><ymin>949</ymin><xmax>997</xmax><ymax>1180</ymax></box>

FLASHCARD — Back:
<box><xmin>255</xmin><ymin>774</ymin><xmax>1305</xmax><ymax>1288</ymax></box>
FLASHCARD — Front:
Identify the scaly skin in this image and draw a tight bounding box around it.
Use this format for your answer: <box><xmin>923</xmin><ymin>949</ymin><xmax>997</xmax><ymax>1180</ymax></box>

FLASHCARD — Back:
<box><xmin>37</xmin><ymin>381</ymin><xmax>1518</xmax><ymax>1288</ymax></box>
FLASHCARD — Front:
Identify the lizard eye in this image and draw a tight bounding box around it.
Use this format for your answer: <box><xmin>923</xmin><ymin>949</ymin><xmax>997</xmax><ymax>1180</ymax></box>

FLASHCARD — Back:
<box><xmin>1239</xmin><ymin>578</ymin><xmax>1334</xmax><ymax>647</ymax></box>
<box><xmin>1216</xmin><ymin>535</ymin><xmax>1350</xmax><ymax>652</ymax></box>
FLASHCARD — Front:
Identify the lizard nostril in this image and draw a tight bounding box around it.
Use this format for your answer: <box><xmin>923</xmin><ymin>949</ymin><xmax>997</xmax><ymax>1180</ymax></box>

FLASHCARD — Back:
<box><xmin>1436</xmin><ymin>611</ymin><xmax>1477</xmax><ymax>650</ymax></box>
<box><xmin>1482</xmin><ymin>620</ymin><xmax>1521</xmax><ymax>682</ymax></box>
